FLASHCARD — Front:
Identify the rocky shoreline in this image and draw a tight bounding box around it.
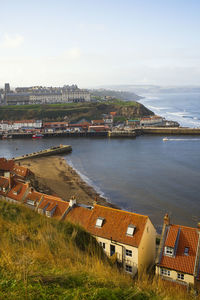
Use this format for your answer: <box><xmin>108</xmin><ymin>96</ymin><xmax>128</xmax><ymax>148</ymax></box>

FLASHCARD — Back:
<box><xmin>19</xmin><ymin>156</ymin><xmax>118</xmax><ymax>209</ymax></box>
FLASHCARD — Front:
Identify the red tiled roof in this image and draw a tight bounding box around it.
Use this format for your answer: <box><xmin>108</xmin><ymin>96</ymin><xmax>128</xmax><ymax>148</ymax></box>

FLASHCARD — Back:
<box><xmin>0</xmin><ymin>176</ymin><xmax>9</xmax><ymax>195</ymax></box>
<box><xmin>0</xmin><ymin>158</ymin><xmax>15</xmax><ymax>171</ymax></box>
<box><xmin>86</xmin><ymin>205</ymin><xmax>148</xmax><ymax>248</ymax></box>
<box><xmin>38</xmin><ymin>194</ymin><xmax>69</xmax><ymax>219</ymax></box>
<box><xmin>159</xmin><ymin>225</ymin><xmax>199</xmax><ymax>275</ymax></box>
<box><xmin>65</xmin><ymin>205</ymin><xmax>93</xmax><ymax>228</ymax></box>
<box><xmin>24</xmin><ymin>190</ymin><xmax>43</xmax><ymax>204</ymax></box>
<box><xmin>11</xmin><ymin>165</ymin><xmax>29</xmax><ymax>178</ymax></box>
<box><xmin>66</xmin><ymin>204</ymin><xmax>148</xmax><ymax>248</ymax></box>
<box><xmin>165</xmin><ymin>226</ymin><xmax>179</xmax><ymax>248</ymax></box>
<box><xmin>7</xmin><ymin>181</ymin><xmax>29</xmax><ymax>202</ymax></box>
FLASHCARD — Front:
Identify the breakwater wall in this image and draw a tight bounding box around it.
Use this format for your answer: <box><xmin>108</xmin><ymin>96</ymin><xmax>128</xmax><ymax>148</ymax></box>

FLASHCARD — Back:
<box><xmin>0</xmin><ymin>131</ymin><xmax>108</xmax><ymax>140</ymax></box>
<box><xmin>138</xmin><ymin>127</ymin><xmax>200</xmax><ymax>135</ymax></box>
<box><xmin>14</xmin><ymin>145</ymin><xmax>72</xmax><ymax>161</ymax></box>
<box><xmin>108</xmin><ymin>131</ymin><xmax>136</xmax><ymax>138</ymax></box>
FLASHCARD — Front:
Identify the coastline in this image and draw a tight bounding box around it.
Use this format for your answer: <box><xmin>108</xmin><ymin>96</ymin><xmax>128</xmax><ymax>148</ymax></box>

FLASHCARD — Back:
<box><xmin>19</xmin><ymin>156</ymin><xmax>118</xmax><ymax>209</ymax></box>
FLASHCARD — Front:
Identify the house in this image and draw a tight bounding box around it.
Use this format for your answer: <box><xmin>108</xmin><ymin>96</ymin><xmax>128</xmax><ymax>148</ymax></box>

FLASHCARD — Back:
<box><xmin>0</xmin><ymin>176</ymin><xmax>10</xmax><ymax>199</ymax></box>
<box><xmin>140</xmin><ymin>116</ymin><xmax>163</xmax><ymax>127</ymax></box>
<box><xmin>156</xmin><ymin>214</ymin><xmax>200</xmax><ymax>287</ymax></box>
<box><xmin>24</xmin><ymin>188</ymin><xmax>43</xmax><ymax>209</ymax></box>
<box><xmin>11</xmin><ymin>164</ymin><xmax>30</xmax><ymax>180</ymax></box>
<box><xmin>126</xmin><ymin>120</ymin><xmax>140</xmax><ymax>127</ymax></box>
<box><xmin>65</xmin><ymin>203</ymin><xmax>156</xmax><ymax>276</ymax></box>
<box><xmin>0</xmin><ymin>158</ymin><xmax>15</xmax><ymax>176</ymax></box>
<box><xmin>91</xmin><ymin>120</ymin><xmax>105</xmax><ymax>126</ymax></box>
<box><xmin>6</xmin><ymin>180</ymin><xmax>29</xmax><ymax>204</ymax></box>
<box><xmin>37</xmin><ymin>194</ymin><xmax>70</xmax><ymax>220</ymax></box>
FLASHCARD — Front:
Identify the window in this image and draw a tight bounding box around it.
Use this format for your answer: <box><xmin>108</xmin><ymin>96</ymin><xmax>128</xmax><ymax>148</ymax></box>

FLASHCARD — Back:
<box><xmin>27</xmin><ymin>199</ymin><xmax>35</xmax><ymax>206</ymax></box>
<box><xmin>165</xmin><ymin>246</ymin><xmax>174</xmax><ymax>257</ymax></box>
<box><xmin>126</xmin><ymin>225</ymin><xmax>136</xmax><ymax>236</ymax></box>
<box><xmin>184</xmin><ymin>247</ymin><xmax>189</xmax><ymax>256</ymax></box>
<box><xmin>126</xmin><ymin>249</ymin><xmax>132</xmax><ymax>257</ymax></box>
<box><xmin>100</xmin><ymin>242</ymin><xmax>105</xmax><ymax>249</ymax></box>
<box><xmin>96</xmin><ymin>217</ymin><xmax>104</xmax><ymax>227</ymax></box>
<box><xmin>177</xmin><ymin>273</ymin><xmax>184</xmax><ymax>280</ymax></box>
<box><xmin>125</xmin><ymin>265</ymin><xmax>132</xmax><ymax>273</ymax></box>
<box><xmin>161</xmin><ymin>268</ymin><xmax>170</xmax><ymax>276</ymax></box>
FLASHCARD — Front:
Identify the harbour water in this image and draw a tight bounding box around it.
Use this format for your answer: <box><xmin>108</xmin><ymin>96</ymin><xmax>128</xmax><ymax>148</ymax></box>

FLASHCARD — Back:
<box><xmin>0</xmin><ymin>133</ymin><xmax>200</xmax><ymax>229</ymax></box>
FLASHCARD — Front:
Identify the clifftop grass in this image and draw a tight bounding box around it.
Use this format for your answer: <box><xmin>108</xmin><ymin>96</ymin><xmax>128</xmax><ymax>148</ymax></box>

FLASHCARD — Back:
<box><xmin>0</xmin><ymin>100</ymin><xmax>153</xmax><ymax>122</ymax></box>
<box><xmin>0</xmin><ymin>201</ymin><xmax>197</xmax><ymax>300</ymax></box>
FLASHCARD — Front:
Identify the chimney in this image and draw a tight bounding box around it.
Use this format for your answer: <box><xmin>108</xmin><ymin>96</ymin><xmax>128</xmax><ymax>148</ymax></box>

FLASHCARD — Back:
<box><xmin>164</xmin><ymin>213</ymin><xmax>170</xmax><ymax>226</ymax></box>
<box><xmin>93</xmin><ymin>197</ymin><xmax>97</xmax><ymax>207</ymax></box>
<box><xmin>69</xmin><ymin>195</ymin><xmax>76</xmax><ymax>207</ymax></box>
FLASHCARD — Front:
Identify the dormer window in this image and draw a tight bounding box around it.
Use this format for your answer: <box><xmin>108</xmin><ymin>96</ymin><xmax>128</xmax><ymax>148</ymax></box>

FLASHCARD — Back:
<box><xmin>96</xmin><ymin>217</ymin><xmax>104</xmax><ymax>227</ymax></box>
<box><xmin>126</xmin><ymin>224</ymin><xmax>136</xmax><ymax>236</ymax></box>
<box><xmin>184</xmin><ymin>247</ymin><xmax>189</xmax><ymax>256</ymax></box>
<box><xmin>165</xmin><ymin>246</ymin><xmax>174</xmax><ymax>257</ymax></box>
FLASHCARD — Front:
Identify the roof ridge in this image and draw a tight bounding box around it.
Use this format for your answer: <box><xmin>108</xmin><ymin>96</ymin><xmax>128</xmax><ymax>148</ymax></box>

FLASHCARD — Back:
<box><xmin>95</xmin><ymin>204</ymin><xmax>148</xmax><ymax>218</ymax></box>
<box><xmin>170</xmin><ymin>224</ymin><xmax>197</xmax><ymax>231</ymax></box>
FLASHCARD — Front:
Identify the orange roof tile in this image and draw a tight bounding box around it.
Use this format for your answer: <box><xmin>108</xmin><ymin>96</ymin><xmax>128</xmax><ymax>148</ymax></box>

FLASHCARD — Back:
<box><xmin>11</xmin><ymin>165</ymin><xmax>29</xmax><ymax>178</ymax></box>
<box><xmin>65</xmin><ymin>205</ymin><xmax>93</xmax><ymax>228</ymax></box>
<box><xmin>24</xmin><ymin>190</ymin><xmax>43</xmax><ymax>204</ymax></box>
<box><xmin>38</xmin><ymin>194</ymin><xmax>69</xmax><ymax>219</ymax></box>
<box><xmin>165</xmin><ymin>226</ymin><xmax>179</xmax><ymax>248</ymax></box>
<box><xmin>0</xmin><ymin>158</ymin><xmax>15</xmax><ymax>171</ymax></box>
<box><xmin>159</xmin><ymin>224</ymin><xmax>199</xmax><ymax>275</ymax></box>
<box><xmin>87</xmin><ymin>205</ymin><xmax>148</xmax><ymax>248</ymax></box>
<box><xmin>0</xmin><ymin>176</ymin><xmax>9</xmax><ymax>195</ymax></box>
<box><xmin>7</xmin><ymin>181</ymin><xmax>29</xmax><ymax>202</ymax></box>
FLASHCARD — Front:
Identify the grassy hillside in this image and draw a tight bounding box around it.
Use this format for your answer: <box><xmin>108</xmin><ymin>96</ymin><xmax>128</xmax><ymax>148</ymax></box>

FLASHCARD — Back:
<box><xmin>0</xmin><ymin>201</ymin><xmax>197</xmax><ymax>300</ymax></box>
<box><xmin>0</xmin><ymin>100</ymin><xmax>153</xmax><ymax>122</ymax></box>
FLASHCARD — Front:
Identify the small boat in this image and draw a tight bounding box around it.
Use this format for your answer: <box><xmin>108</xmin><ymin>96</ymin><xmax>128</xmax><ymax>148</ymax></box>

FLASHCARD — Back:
<box><xmin>32</xmin><ymin>133</ymin><xmax>44</xmax><ymax>139</ymax></box>
<box><xmin>2</xmin><ymin>134</ymin><xmax>12</xmax><ymax>140</ymax></box>
<box><xmin>163</xmin><ymin>137</ymin><xmax>169</xmax><ymax>141</ymax></box>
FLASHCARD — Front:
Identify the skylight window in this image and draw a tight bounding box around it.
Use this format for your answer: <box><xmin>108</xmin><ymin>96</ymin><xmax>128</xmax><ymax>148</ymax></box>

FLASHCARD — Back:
<box><xmin>165</xmin><ymin>246</ymin><xmax>174</xmax><ymax>257</ymax></box>
<box><xmin>126</xmin><ymin>225</ymin><xmax>136</xmax><ymax>236</ymax></box>
<box><xmin>96</xmin><ymin>217</ymin><xmax>104</xmax><ymax>227</ymax></box>
<box><xmin>184</xmin><ymin>247</ymin><xmax>189</xmax><ymax>256</ymax></box>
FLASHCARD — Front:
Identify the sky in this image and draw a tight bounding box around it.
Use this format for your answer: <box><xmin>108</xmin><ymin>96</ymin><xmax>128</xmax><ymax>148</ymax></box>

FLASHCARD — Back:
<box><xmin>0</xmin><ymin>0</ymin><xmax>200</xmax><ymax>88</ymax></box>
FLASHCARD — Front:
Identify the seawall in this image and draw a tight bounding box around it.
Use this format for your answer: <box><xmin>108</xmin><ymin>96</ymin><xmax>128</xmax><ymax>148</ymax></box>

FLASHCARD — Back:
<box><xmin>14</xmin><ymin>145</ymin><xmax>72</xmax><ymax>161</ymax></box>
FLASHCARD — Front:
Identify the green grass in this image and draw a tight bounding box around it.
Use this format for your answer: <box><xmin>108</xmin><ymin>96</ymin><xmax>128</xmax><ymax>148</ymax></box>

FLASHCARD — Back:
<box><xmin>0</xmin><ymin>100</ymin><xmax>153</xmax><ymax>122</ymax></box>
<box><xmin>0</xmin><ymin>200</ymin><xmax>195</xmax><ymax>300</ymax></box>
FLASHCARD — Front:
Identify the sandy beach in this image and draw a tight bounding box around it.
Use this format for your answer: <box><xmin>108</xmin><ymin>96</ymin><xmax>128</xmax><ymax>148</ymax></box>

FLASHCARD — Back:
<box><xmin>19</xmin><ymin>156</ymin><xmax>117</xmax><ymax>208</ymax></box>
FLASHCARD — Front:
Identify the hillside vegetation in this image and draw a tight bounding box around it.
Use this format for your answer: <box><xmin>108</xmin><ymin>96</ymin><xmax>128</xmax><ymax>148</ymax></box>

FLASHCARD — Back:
<box><xmin>0</xmin><ymin>100</ymin><xmax>153</xmax><ymax>122</ymax></box>
<box><xmin>0</xmin><ymin>201</ymin><xmax>198</xmax><ymax>299</ymax></box>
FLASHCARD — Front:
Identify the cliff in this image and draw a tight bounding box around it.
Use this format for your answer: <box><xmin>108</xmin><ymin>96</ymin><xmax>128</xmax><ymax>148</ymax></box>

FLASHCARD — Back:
<box><xmin>0</xmin><ymin>100</ymin><xmax>153</xmax><ymax>122</ymax></box>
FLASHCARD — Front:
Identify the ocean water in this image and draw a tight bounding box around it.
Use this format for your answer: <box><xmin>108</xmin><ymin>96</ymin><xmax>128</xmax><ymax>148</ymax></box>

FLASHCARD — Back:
<box><xmin>0</xmin><ymin>92</ymin><xmax>199</xmax><ymax>229</ymax></box>
<box><xmin>0</xmin><ymin>132</ymin><xmax>199</xmax><ymax>229</ymax></box>
<box><xmin>138</xmin><ymin>92</ymin><xmax>200</xmax><ymax>128</ymax></box>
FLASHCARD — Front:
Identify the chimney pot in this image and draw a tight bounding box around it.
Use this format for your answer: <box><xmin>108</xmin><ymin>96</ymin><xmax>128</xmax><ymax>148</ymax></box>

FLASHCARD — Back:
<box><xmin>164</xmin><ymin>213</ymin><xmax>170</xmax><ymax>226</ymax></box>
<box><xmin>197</xmin><ymin>222</ymin><xmax>200</xmax><ymax>231</ymax></box>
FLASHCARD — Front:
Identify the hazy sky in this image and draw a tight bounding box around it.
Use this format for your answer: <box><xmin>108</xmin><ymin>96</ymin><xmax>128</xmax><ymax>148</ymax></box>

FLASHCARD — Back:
<box><xmin>0</xmin><ymin>0</ymin><xmax>200</xmax><ymax>87</ymax></box>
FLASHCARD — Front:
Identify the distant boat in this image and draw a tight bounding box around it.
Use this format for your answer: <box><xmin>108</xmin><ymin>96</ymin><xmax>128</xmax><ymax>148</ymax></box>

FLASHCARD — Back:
<box><xmin>32</xmin><ymin>133</ymin><xmax>44</xmax><ymax>139</ymax></box>
<box><xmin>2</xmin><ymin>134</ymin><xmax>12</xmax><ymax>140</ymax></box>
<box><xmin>163</xmin><ymin>137</ymin><xmax>169</xmax><ymax>141</ymax></box>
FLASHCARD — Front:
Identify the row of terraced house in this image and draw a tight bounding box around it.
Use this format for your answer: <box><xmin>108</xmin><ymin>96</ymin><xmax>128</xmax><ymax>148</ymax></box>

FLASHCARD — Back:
<box><xmin>0</xmin><ymin>157</ymin><xmax>200</xmax><ymax>290</ymax></box>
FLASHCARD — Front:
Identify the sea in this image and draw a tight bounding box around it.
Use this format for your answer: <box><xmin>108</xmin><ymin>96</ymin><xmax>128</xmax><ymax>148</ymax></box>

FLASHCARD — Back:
<box><xmin>0</xmin><ymin>92</ymin><xmax>200</xmax><ymax>229</ymax></box>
